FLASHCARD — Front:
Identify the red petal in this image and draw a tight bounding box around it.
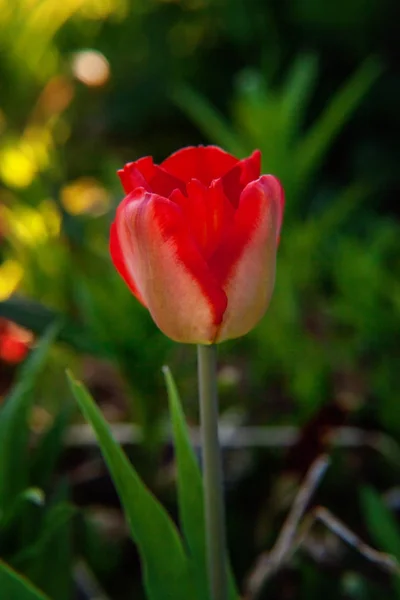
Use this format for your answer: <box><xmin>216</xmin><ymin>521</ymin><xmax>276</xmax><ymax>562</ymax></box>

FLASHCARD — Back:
<box><xmin>0</xmin><ymin>336</ymin><xmax>28</xmax><ymax>364</ymax></box>
<box><xmin>118</xmin><ymin>162</ymin><xmax>151</xmax><ymax>194</ymax></box>
<box><xmin>118</xmin><ymin>157</ymin><xmax>186</xmax><ymax>197</ymax></box>
<box><xmin>170</xmin><ymin>179</ymin><xmax>234</xmax><ymax>260</ymax></box>
<box><xmin>210</xmin><ymin>175</ymin><xmax>283</xmax><ymax>342</ymax></box>
<box><xmin>110</xmin><ymin>219</ymin><xmax>147</xmax><ymax>306</ymax></box>
<box><xmin>160</xmin><ymin>146</ymin><xmax>238</xmax><ymax>186</ymax></box>
<box><xmin>220</xmin><ymin>150</ymin><xmax>261</xmax><ymax>208</ymax></box>
<box><xmin>115</xmin><ymin>189</ymin><xmax>228</xmax><ymax>343</ymax></box>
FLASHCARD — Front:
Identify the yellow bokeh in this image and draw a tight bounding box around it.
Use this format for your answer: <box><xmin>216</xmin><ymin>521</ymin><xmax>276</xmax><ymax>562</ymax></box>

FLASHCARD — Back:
<box><xmin>0</xmin><ymin>259</ymin><xmax>24</xmax><ymax>300</ymax></box>
<box><xmin>61</xmin><ymin>177</ymin><xmax>110</xmax><ymax>215</ymax></box>
<box><xmin>0</xmin><ymin>200</ymin><xmax>61</xmax><ymax>246</ymax></box>
<box><xmin>0</xmin><ymin>145</ymin><xmax>37</xmax><ymax>189</ymax></box>
<box><xmin>0</xmin><ymin>128</ymin><xmax>53</xmax><ymax>189</ymax></box>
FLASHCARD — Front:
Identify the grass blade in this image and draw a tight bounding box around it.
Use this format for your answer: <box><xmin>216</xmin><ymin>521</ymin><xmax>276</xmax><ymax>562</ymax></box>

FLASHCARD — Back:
<box><xmin>361</xmin><ymin>486</ymin><xmax>400</xmax><ymax>598</ymax></box>
<box><xmin>171</xmin><ymin>84</ymin><xmax>247</xmax><ymax>157</ymax></box>
<box><xmin>0</xmin><ymin>560</ymin><xmax>49</xmax><ymax>600</ymax></box>
<box><xmin>67</xmin><ymin>371</ymin><xmax>198</xmax><ymax>600</ymax></box>
<box><xmin>295</xmin><ymin>57</ymin><xmax>382</xmax><ymax>187</ymax></box>
<box><xmin>0</xmin><ymin>323</ymin><xmax>60</xmax><ymax>511</ymax></box>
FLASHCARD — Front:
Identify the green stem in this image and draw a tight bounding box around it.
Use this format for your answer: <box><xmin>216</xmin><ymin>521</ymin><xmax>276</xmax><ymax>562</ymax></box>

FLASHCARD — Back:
<box><xmin>197</xmin><ymin>344</ymin><xmax>228</xmax><ymax>600</ymax></box>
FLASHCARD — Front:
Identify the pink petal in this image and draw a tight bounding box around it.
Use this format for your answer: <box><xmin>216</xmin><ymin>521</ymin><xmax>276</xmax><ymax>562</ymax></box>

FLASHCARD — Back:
<box><xmin>210</xmin><ymin>175</ymin><xmax>283</xmax><ymax>342</ymax></box>
<box><xmin>116</xmin><ymin>189</ymin><xmax>228</xmax><ymax>343</ymax></box>
<box><xmin>110</xmin><ymin>220</ymin><xmax>147</xmax><ymax>306</ymax></box>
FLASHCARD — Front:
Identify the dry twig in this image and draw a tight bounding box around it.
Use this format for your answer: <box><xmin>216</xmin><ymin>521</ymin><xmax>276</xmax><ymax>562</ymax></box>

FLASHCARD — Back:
<box><xmin>245</xmin><ymin>455</ymin><xmax>330</xmax><ymax>598</ymax></box>
<box><xmin>245</xmin><ymin>456</ymin><xmax>400</xmax><ymax>600</ymax></box>
<box><xmin>297</xmin><ymin>506</ymin><xmax>400</xmax><ymax>575</ymax></box>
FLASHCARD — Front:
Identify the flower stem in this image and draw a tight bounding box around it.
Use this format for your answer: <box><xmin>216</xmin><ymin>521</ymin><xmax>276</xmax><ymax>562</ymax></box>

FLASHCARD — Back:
<box><xmin>197</xmin><ymin>344</ymin><xmax>228</xmax><ymax>600</ymax></box>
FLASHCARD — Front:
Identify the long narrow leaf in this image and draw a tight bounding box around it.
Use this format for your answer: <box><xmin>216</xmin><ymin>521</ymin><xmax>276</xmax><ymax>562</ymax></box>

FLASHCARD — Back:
<box><xmin>281</xmin><ymin>54</ymin><xmax>318</xmax><ymax>142</ymax></box>
<box><xmin>0</xmin><ymin>560</ymin><xmax>49</xmax><ymax>600</ymax></box>
<box><xmin>162</xmin><ymin>366</ymin><xmax>239</xmax><ymax>600</ymax></box>
<box><xmin>67</xmin><ymin>371</ymin><xmax>197</xmax><ymax>600</ymax></box>
<box><xmin>0</xmin><ymin>487</ymin><xmax>44</xmax><ymax>531</ymax></box>
<box><xmin>361</xmin><ymin>486</ymin><xmax>400</xmax><ymax>559</ymax></box>
<box><xmin>30</xmin><ymin>404</ymin><xmax>73</xmax><ymax>491</ymax></box>
<box><xmin>12</xmin><ymin>503</ymin><xmax>75</xmax><ymax>567</ymax></box>
<box><xmin>361</xmin><ymin>486</ymin><xmax>400</xmax><ymax>598</ymax></box>
<box><xmin>19</xmin><ymin>502</ymin><xmax>74</xmax><ymax>600</ymax></box>
<box><xmin>171</xmin><ymin>84</ymin><xmax>247</xmax><ymax>157</ymax></box>
<box><xmin>295</xmin><ymin>57</ymin><xmax>382</xmax><ymax>187</ymax></box>
<box><xmin>0</xmin><ymin>323</ymin><xmax>60</xmax><ymax>511</ymax></box>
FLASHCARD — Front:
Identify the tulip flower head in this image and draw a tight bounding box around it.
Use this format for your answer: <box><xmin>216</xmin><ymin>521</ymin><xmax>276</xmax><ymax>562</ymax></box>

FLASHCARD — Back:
<box><xmin>0</xmin><ymin>319</ymin><xmax>32</xmax><ymax>364</ymax></box>
<box><xmin>110</xmin><ymin>146</ymin><xmax>284</xmax><ymax>344</ymax></box>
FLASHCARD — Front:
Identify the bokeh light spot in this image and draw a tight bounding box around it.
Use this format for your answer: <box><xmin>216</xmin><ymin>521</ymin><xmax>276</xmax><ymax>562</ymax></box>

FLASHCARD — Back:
<box><xmin>72</xmin><ymin>50</ymin><xmax>110</xmax><ymax>87</ymax></box>
<box><xmin>0</xmin><ymin>260</ymin><xmax>24</xmax><ymax>301</ymax></box>
<box><xmin>61</xmin><ymin>177</ymin><xmax>110</xmax><ymax>215</ymax></box>
<box><xmin>0</xmin><ymin>145</ymin><xmax>37</xmax><ymax>189</ymax></box>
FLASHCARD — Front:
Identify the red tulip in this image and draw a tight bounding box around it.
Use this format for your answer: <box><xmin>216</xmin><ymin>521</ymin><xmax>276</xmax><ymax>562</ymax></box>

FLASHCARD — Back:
<box><xmin>0</xmin><ymin>319</ymin><xmax>32</xmax><ymax>364</ymax></box>
<box><xmin>110</xmin><ymin>146</ymin><xmax>284</xmax><ymax>344</ymax></box>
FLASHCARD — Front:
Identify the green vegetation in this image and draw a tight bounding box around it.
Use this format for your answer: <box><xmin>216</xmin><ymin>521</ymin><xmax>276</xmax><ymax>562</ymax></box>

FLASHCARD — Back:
<box><xmin>0</xmin><ymin>0</ymin><xmax>399</xmax><ymax>598</ymax></box>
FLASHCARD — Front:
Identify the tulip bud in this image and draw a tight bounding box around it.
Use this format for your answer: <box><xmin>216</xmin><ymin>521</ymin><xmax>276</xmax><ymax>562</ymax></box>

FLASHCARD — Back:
<box><xmin>110</xmin><ymin>146</ymin><xmax>284</xmax><ymax>344</ymax></box>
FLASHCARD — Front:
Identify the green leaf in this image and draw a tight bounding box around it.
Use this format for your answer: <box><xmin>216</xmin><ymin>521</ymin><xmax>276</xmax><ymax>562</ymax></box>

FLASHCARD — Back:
<box><xmin>171</xmin><ymin>84</ymin><xmax>248</xmax><ymax>157</ymax></box>
<box><xmin>162</xmin><ymin>366</ymin><xmax>239</xmax><ymax>600</ymax></box>
<box><xmin>0</xmin><ymin>295</ymin><xmax>101</xmax><ymax>356</ymax></box>
<box><xmin>361</xmin><ymin>486</ymin><xmax>400</xmax><ymax>560</ymax></box>
<box><xmin>316</xmin><ymin>181</ymin><xmax>376</xmax><ymax>234</ymax></box>
<box><xmin>281</xmin><ymin>54</ymin><xmax>318</xmax><ymax>142</ymax></box>
<box><xmin>0</xmin><ymin>560</ymin><xmax>49</xmax><ymax>600</ymax></box>
<box><xmin>295</xmin><ymin>57</ymin><xmax>382</xmax><ymax>188</ymax></box>
<box><xmin>30</xmin><ymin>405</ymin><xmax>72</xmax><ymax>491</ymax></box>
<box><xmin>0</xmin><ymin>487</ymin><xmax>45</xmax><ymax>531</ymax></box>
<box><xmin>12</xmin><ymin>502</ymin><xmax>75</xmax><ymax>567</ymax></box>
<box><xmin>361</xmin><ymin>486</ymin><xmax>400</xmax><ymax>598</ymax></box>
<box><xmin>17</xmin><ymin>501</ymin><xmax>74</xmax><ymax>600</ymax></box>
<box><xmin>0</xmin><ymin>323</ymin><xmax>60</xmax><ymax>512</ymax></box>
<box><xmin>67</xmin><ymin>371</ymin><xmax>198</xmax><ymax>600</ymax></box>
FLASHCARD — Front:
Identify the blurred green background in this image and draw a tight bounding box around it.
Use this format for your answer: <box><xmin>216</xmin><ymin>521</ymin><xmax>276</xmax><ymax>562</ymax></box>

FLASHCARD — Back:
<box><xmin>0</xmin><ymin>0</ymin><xmax>400</xmax><ymax>598</ymax></box>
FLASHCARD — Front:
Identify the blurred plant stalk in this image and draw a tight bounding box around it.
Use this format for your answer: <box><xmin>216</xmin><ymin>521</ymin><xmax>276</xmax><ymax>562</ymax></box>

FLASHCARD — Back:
<box><xmin>198</xmin><ymin>344</ymin><xmax>228</xmax><ymax>600</ymax></box>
